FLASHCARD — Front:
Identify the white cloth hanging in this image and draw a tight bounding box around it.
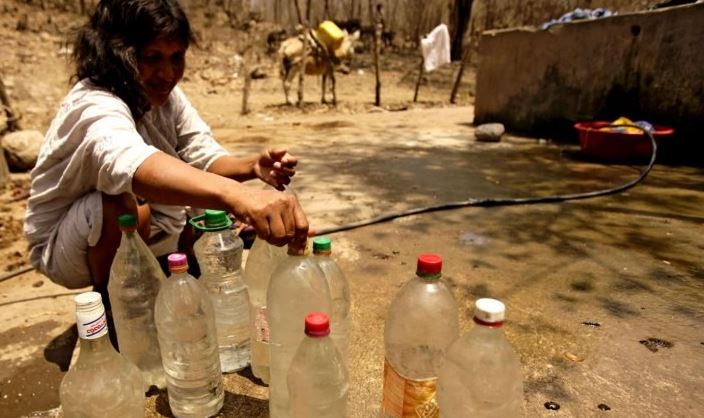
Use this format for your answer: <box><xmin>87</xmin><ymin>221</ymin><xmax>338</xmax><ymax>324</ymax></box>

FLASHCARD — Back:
<box><xmin>421</xmin><ymin>23</ymin><xmax>451</xmax><ymax>72</ymax></box>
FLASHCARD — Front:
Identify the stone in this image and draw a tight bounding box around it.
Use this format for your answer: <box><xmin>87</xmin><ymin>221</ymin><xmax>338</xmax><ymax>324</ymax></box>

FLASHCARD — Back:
<box><xmin>475</xmin><ymin>122</ymin><xmax>505</xmax><ymax>142</ymax></box>
<box><xmin>2</xmin><ymin>130</ymin><xmax>43</xmax><ymax>171</ymax></box>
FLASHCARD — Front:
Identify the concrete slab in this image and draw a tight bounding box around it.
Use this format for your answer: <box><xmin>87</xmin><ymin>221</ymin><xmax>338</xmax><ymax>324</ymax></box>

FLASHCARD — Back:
<box><xmin>2</xmin><ymin>107</ymin><xmax>703</xmax><ymax>417</ymax></box>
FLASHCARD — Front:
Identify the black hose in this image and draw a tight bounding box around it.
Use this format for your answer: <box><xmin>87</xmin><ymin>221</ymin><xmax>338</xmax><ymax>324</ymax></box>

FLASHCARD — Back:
<box><xmin>316</xmin><ymin>124</ymin><xmax>657</xmax><ymax>236</ymax></box>
<box><xmin>0</xmin><ymin>265</ymin><xmax>35</xmax><ymax>283</ymax></box>
<box><xmin>0</xmin><ymin>124</ymin><xmax>656</xmax><ymax>282</ymax></box>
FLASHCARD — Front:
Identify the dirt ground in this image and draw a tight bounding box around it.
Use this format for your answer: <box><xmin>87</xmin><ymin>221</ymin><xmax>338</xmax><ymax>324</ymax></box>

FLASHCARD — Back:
<box><xmin>2</xmin><ymin>2</ymin><xmax>704</xmax><ymax>418</ymax></box>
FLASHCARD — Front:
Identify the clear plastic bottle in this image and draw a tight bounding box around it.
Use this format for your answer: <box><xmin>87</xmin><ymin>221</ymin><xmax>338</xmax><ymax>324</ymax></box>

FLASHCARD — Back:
<box><xmin>267</xmin><ymin>243</ymin><xmax>332</xmax><ymax>418</ymax></box>
<box><xmin>60</xmin><ymin>291</ymin><xmax>144</xmax><ymax>418</ymax></box>
<box><xmin>437</xmin><ymin>298</ymin><xmax>524</xmax><ymax>418</ymax></box>
<box><xmin>381</xmin><ymin>254</ymin><xmax>459</xmax><ymax>418</ymax></box>
<box><xmin>242</xmin><ymin>236</ymin><xmax>287</xmax><ymax>383</ymax></box>
<box><xmin>287</xmin><ymin>312</ymin><xmax>349</xmax><ymax>418</ymax></box>
<box><xmin>311</xmin><ymin>237</ymin><xmax>351</xmax><ymax>363</ymax></box>
<box><xmin>192</xmin><ymin>209</ymin><xmax>251</xmax><ymax>373</ymax></box>
<box><xmin>155</xmin><ymin>253</ymin><xmax>224</xmax><ymax>418</ymax></box>
<box><xmin>242</xmin><ymin>184</ymin><xmax>297</xmax><ymax>383</ymax></box>
<box><xmin>108</xmin><ymin>213</ymin><xmax>166</xmax><ymax>391</ymax></box>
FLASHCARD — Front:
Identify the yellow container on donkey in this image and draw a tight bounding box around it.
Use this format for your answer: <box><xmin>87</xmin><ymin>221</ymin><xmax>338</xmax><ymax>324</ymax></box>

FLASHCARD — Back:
<box><xmin>317</xmin><ymin>20</ymin><xmax>344</xmax><ymax>50</ymax></box>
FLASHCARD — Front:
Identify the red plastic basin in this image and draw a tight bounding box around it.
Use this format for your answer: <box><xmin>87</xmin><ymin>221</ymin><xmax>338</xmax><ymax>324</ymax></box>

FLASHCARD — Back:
<box><xmin>574</xmin><ymin>121</ymin><xmax>674</xmax><ymax>161</ymax></box>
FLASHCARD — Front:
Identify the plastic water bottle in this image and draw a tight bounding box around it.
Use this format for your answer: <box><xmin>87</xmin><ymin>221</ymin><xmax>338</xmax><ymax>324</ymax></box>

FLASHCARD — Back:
<box><xmin>155</xmin><ymin>253</ymin><xmax>224</xmax><ymax>418</ymax></box>
<box><xmin>108</xmin><ymin>213</ymin><xmax>166</xmax><ymax>391</ymax></box>
<box><xmin>287</xmin><ymin>312</ymin><xmax>349</xmax><ymax>418</ymax></box>
<box><xmin>437</xmin><ymin>298</ymin><xmax>524</xmax><ymax>417</ymax></box>
<box><xmin>60</xmin><ymin>292</ymin><xmax>144</xmax><ymax>418</ymax></box>
<box><xmin>267</xmin><ymin>243</ymin><xmax>332</xmax><ymax>418</ymax></box>
<box><xmin>192</xmin><ymin>209</ymin><xmax>251</xmax><ymax>373</ymax></box>
<box><xmin>242</xmin><ymin>236</ymin><xmax>287</xmax><ymax>383</ymax></box>
<box><xmin>381</xmin><ymin>254</ymin><xmax>459</xmax><ymax>418</ymax></box>
<box><xmin>311</xmin><ymin>237</ymin><xmax>351</xmax><ymax>363</ymax></box>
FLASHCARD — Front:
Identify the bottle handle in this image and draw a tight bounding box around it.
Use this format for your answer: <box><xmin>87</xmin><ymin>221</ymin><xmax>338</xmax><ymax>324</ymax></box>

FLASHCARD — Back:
<box><xmin>188</xmin><ymin>214</ymin><xmax>234</xmax><ymax>232</ymax></box>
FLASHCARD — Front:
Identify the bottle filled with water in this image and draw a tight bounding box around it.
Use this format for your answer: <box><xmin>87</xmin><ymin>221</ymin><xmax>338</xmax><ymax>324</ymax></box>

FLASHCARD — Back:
<box><xmin>381</xmin><ymin>254</ymin><xmax>459</xmax><ymax>418</ymax></box>
<box><xmin>311</xmin><ymin>237</ymin><xmax>351</xmax><ymax>364</ymax></box>
<box><xmin>108</xmin><ymin>213</ymin><xmax>166</xmax><ymax>390</ymax></box>
<box><xmin>155</xmin><ymin>253</ymin><xmax>224</xmax><ymax>418</ymax></box>
<box><xmin>438</xmin><ymin>298</ymin><xmax>524</xmax><ymax>417</ymax></box>
<box><xmin>60</xmin><ymin>291</ymin><xmax>144</xmax><ymax>418</ymax></box>
<box><xmin>288</xmin><ymin>312</ymin><xmax>348</xmax><ymax>418</ymax></box>
<box><xmin>243</xmin><ymin>236</ymin><xmax>287</xmax><ymax>383</ymax></box>
<box><xmin>192</xmin><ymin>209</ymin><xmax>250</xmax><ymax>372</ymax></box>
<box><xmin>267</xmin><ymin>242</ymin><xmax>332</xmax><ymax>418</ymax></box>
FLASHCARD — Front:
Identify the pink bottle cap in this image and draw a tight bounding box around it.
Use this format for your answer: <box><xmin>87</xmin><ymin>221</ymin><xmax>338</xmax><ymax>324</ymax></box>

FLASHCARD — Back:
<box><xmin>304</xmin><ymin>312</ymin><xmax>330</xmax><ymax>337</ymax></box>
<box><xmin>167</xmin><ymin>253</ymin><xmax>188</xmax><ymax>272</ymax></box>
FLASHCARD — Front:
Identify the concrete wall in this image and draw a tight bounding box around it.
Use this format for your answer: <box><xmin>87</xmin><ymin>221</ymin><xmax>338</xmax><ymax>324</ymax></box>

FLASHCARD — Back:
<box><xmin>473</xmin><ymin>3</ymin><xmax>704</xmax><ymax>143</ymax></box>
<box><xmin>469</xmin><ymin>0</ymin><xmax>657</xmax><ymax>38</ymax></box>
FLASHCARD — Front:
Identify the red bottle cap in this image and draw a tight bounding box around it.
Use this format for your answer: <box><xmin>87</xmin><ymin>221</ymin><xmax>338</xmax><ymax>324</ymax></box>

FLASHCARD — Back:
<box><xmin>304</xmin><ymin>312</ymin><xmax>330</xmax><ymax>337</ymax></box>
<box><xmin>417</xmin><ymin>253</ymin><xmax>442</xmax><ymax>275</ymax></box>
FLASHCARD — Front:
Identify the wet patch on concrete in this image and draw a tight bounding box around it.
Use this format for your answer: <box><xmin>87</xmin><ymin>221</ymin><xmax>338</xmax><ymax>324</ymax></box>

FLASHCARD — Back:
<box><xmin>639</xmin><ymin>337</ymin><xmax>674</xmax><ymax>352</ymax></box>
<box><xmin>0</xmin><ymin>356</ymin><xmax>65</xmax><ymax>417</ymax></box>
<box><xmin>0</xmin><ymin>321</ymin><xmax>75</xmax><ymax>417</ymax></box>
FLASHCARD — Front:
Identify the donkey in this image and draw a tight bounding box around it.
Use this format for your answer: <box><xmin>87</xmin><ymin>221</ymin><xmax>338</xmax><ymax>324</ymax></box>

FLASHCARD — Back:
<box><xmin>278</xmin><ymin>29</ymin><xmax>360</xmax><ymax>105</ymax></box>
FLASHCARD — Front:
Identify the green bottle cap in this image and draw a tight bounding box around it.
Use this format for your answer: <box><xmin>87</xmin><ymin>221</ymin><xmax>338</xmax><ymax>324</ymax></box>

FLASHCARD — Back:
<box><xmin>313</xmin><ymin>236</ymin><xmax>332</xmax><ymax>252</ymax></box>
<box><xmin>118</xmin><ymin>213</ymin><xmax>136</xmax><ymax>228</ymax></box>
<box><xmin>189</xmin><ymin>209</ymin><xmax>233</xmax><ymax>232</ymax></box>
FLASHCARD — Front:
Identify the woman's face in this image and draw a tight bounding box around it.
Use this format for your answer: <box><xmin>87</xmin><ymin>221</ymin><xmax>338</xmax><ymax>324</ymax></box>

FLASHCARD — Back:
<box><xmin>137</xmin><ymin>35</ymin><xmax>187</xmax><ymax>107</ymax></box>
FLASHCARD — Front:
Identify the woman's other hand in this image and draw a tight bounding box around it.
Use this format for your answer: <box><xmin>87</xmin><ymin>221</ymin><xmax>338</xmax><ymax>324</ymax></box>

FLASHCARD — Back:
<box><xmin>254</xmin><ymin>148</ymin><xmax>297</xmax><ymax>190</ymax></box>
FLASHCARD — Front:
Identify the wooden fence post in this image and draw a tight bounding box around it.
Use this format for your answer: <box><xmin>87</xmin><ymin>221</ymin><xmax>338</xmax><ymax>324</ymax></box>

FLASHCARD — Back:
<box><xmin>373</xmin><ymin>22</ymin><xmax>382</xmax><ymax>106</ymax></box>
<box><xmin>413</xmin><ymin>41</ymin><xmax>424</xmax><ymax>103</ymax></box>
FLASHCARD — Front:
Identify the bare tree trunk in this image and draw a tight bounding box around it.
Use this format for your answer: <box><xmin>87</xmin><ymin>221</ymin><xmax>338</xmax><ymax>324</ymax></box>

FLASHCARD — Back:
<box><xmin>450</xmin><ymin>45</ymin><xmax>471</xmax><ymax>104</ymax></box>
<box><xmin>367</xmin><ymin>0</ymin><xmax>373</xmax><ymax>25</ymax></box>
<box><xmin>449</xmin><ymin>0</ymin><xmax>473</xmax><ymax>61</ymax></box>
<box><xmin>413</xmin><ymin>53</ymin><xmax>423</xmax><ymax>103</ymax></box>
<box><xmin>294</xmin><ymin>0</ymin><xmax>303</xmax><ymax>23</ymax></box>
<box><xmin>373</xmin><ymin>22</ymin><xmax>382</xmax><ymax>106</ymax></box>
<box><xmin>241</xmin><ymin>60</ymin><xmax>252</xmax><ymax>115</ymax></box>
<box><xmin>293</xmin><ymin>0</ymin><xmax>307</xmax><ymax>107</ymax></box>
<box><xmin>0</xmin><ymin>74</ymin><xmax>21</xmax><ymax>133</ymax></box>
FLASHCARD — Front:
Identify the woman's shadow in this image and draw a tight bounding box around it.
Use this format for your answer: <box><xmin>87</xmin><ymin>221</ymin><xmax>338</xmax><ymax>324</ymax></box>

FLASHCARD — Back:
<box><xmin>43</xmin><ymin>325</ymin><xmax>78</xmax><ymax>371</ymax></box>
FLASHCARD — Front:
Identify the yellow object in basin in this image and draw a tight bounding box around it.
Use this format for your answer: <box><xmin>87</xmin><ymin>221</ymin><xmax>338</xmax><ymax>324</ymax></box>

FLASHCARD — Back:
<box><xmin>601</xmin><ymin>116</ymin><xmax>642</xmax><ymax>134</ymax></box>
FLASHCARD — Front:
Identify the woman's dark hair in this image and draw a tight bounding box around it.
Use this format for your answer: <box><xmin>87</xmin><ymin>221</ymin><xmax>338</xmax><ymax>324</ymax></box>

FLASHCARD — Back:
<box><xmin>72</xmin><ymin>0</ymin><xmax>196</xmax><ymax>119</ymax></box>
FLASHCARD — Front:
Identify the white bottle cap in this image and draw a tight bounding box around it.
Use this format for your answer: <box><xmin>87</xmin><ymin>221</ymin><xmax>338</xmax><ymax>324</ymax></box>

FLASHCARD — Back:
<box><xmin>474</xmin><ymin>298</ymin><xmax>505</xmax><ymax>324</ymax></box>
<box><xmin>74</xmin><ymin>291</ymin><xmax>103</xmax><ymax>311</ymax></box>
<box><xmin>74</xmin><ymin>291</ymin><xmax>108</xmax><ymax>340</ymax></box>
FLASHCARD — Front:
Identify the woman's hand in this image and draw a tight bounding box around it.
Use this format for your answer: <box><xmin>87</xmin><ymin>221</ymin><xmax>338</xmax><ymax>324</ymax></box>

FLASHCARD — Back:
<box><xmin>134</xmin><ymin>152</ymin><xmax>309</xmax><ymax>247</ymax></box>
<box><xmin>231</xmin><ymin>185</ymin><xmax>308</xmax><ymax>246</ymax></box>
<box><xmin>254</xmin><ymin>148</ymin><xmax>297</xmax><ymax>190</ymax></box>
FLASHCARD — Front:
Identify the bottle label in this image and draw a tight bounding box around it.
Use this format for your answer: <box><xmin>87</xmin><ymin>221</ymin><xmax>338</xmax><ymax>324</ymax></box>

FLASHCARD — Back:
<box><xmin>76</xmin><ymin>306</ymin><xmax>108</xmax><ymax>340</ymax></box>
<box><xmin>381</xmin><ymin>358</ymin><xmax>439</xmax><ymax>418</ymax></box>
<box><xmin>252</xmin><ymin>305</ymin><xmax>270</xmax><ymax>343</ymax></box>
